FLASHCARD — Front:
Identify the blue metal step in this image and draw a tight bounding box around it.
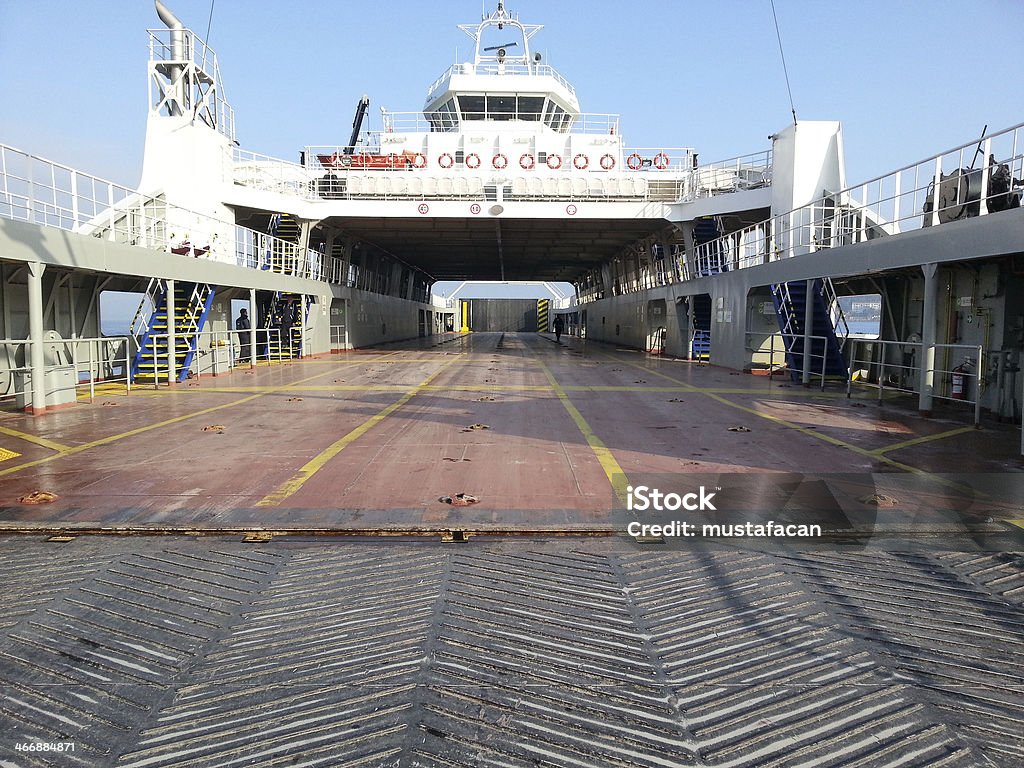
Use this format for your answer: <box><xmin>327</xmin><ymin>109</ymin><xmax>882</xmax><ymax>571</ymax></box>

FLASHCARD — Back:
<box><xmin>770</xmin><ymin>280</ymin><xmax>847</xmax><ymax>381</ymax></box>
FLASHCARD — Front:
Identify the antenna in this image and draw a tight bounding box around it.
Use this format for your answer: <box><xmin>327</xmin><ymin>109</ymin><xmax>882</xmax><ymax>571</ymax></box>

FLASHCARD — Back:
<box><xmin>769</xmin><ymin>0</ymin><xmax>797</xmax><ymax>126</ymax></box>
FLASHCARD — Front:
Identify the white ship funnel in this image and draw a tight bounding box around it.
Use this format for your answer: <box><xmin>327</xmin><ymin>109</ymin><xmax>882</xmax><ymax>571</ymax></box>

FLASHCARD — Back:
<box><xmin>154</xmin><ymin>0</ymin><xmax>185</xmax><ymax>116</ymax></box>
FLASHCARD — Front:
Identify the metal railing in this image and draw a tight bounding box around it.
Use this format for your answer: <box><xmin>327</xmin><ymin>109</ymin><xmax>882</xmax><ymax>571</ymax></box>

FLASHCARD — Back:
<box><xmin>691</xmin><ymin>150</ymin><xmax>773</xmax><ymax>197</ymax></box>
<box><xmin>147</xmin><ymin>27</ymin><xmax>235</xmax><ymax>141</ymax></box>
<box><xmin>0</xmin><ymin>143</ymin><xmax>323</xmax><ymax>281</ymax></box>
<box><xmin>330</xmin><ymin>325</ymin><xmax>349</xmax><ymax>350</ymax></box>
<box><xmin>425</xmin><ymin>62</ymin><xmax>578</xmax><ymax>101</ymax></box>
<box><xmin>845</xmin><ymin>339</ymin><xmax>984</xmax><ymax>425</ymax></box>
<box><xmin>0</xmin><ymin>336</ymin><xmax>134</xmax><ymax>406</ymax></box>
<box><xmin>694</xmin><ymin>122</ymin><xmax>1024</xmax><ymax>274</ymax></box>
<box><xmin>745</xmin><ymin>332</ymin><xmax>831</xmax><ymax>390</ymax></box>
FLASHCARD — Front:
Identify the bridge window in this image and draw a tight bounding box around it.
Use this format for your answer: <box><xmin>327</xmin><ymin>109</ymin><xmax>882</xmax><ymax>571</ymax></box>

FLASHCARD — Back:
<box><xmin>486</xmin><ymin>95</ymin><xmax>516</xmax><ymax>121</ymax></box>
<box><xmin>518</xmin><ymin>96</ymin><xmax>544</xmax><ymax>121</ymax></box>
<box><xmin>458</xmin><ymin>94</ymin><xmax>485</xmax><ymax>120</ymax></box>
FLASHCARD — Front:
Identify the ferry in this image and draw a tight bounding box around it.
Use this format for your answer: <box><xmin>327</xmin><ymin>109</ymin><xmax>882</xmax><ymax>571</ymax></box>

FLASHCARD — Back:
<box><xmin>1</xmin><ymin>3</ymin><xmax>1024</xmax><ymax>766</ymax></box>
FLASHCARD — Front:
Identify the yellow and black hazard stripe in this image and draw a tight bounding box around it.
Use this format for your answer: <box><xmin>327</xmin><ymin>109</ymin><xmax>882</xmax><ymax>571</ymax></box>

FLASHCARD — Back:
<box><xmin>537</xmin><ymin>299</ymin><xmax>550</xmax><ymax>332</ymax></box>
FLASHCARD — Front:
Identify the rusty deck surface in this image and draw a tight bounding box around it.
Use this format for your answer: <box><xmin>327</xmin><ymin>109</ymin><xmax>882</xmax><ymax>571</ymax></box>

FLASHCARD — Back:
<box><xmin>1</xmin><ymin>333</ymin><xmax>1023</xmax><ymax>767</ymax></box>
<box><xmin>0</xmin><ymin>332</ymin><xmax>1021</xmax><ymax>533</ymax></box>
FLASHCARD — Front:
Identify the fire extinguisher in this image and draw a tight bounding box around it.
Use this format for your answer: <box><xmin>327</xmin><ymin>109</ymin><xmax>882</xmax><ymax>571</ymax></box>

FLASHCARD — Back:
<box><xmin>951</xmin><ymin>365</ymin><xmax>967</xmax><ymax>400</ymax></box>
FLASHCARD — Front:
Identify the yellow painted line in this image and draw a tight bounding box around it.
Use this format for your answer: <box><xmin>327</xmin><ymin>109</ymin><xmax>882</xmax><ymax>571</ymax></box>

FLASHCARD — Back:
<box><xmin>0</xmin><ymin>447</ymin><xmax>22</xmax><ymax>462</ymax></box>
<box><xmin>0</xmin><ymin>425</ymin><xmax>70</xmax><ymax>452</ymax></box>
<box><xmin>536</xmin><ymin>359</ymin><xmax>629</xmax><ymax>503</ymax></box>
<box><xmin>256</xmin><ymin>355</ymin><xmax>464</xmax><ymax>507</ymax></box>
<box><xmin>869</xmin><ymin>425</ymin><xmax>978</xmax><ymax>455</ymax></box>
<box><xmin>0</xmin><ymin>366</ymin><xmax>356</xmax><ymax>479</ymax></box>
<box><xmin>602</xmin><ymin>352</ymin><xmax>928</xmax><ymax>475</ymax></box>
<box><xmin>1007</xmin><ymin>519</ymin><xmax>1024</xmax><ymax>531</ymax></box>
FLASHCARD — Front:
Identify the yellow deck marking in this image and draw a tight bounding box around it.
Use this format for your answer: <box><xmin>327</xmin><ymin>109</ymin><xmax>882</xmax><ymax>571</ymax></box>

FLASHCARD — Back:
<box><xmin>0</xmin><ymin>425</ymin><xmax>70</xmax><ymax>452</ymax></box>
<box><xmin>869</xmin><ymin>425</ymin><xmax>978</xmax><ymax>455</ymax></box>
<box><xmin>1007</xmin><ymin>519</ymin><xmax>1024</xmax><ymax>531</ymax></box>
<box><xmin>536</xmin><ymin>359</ymin><xmax>629</xmax><ymax>503</ymax></box>
<box><xmin>0</xmin><ymin>448</ymin><xmax>22</xmax><ymax>462</ymax></box>
<box><xmin>256</xmin><ymin>356</ymin><xmax>463</xmax><ymax>507</ymax></box>
<box><xmin>601</xmin><ymin>352</ymin><xmax>929</xmax><ymax>475</ymax></box>
<box><xmin>0</xmin><ymin>366</ymin><xmax>358</xmax><ymax>478</ymax></box>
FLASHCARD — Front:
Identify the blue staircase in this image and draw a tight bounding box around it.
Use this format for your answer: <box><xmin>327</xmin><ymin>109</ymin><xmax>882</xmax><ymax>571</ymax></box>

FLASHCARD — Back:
<box><xmin>131</xmin><ymin>282</ymin><xmax>216</xmax><ymax>383</ymax></box>
<box><xmin>693</xmin><ymin>217</ymin><xmax>726</xmax><ymax>276</ymax></box>
<box><xmin>690</xmin><ymin>294</ymin><xmax>712</xmax><ymax>360</ymax></box>
<box><xmin>770</xmin><ymin>279</ymin><xmax>848</xmax><ymax>381</ymax></box>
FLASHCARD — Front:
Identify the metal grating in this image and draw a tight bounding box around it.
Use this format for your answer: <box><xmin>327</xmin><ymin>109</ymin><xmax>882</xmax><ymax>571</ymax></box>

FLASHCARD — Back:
<box><xmin>0</xmin><ymin>538</ymin><xmax>1020</xmax><ymax>767</ymax></box>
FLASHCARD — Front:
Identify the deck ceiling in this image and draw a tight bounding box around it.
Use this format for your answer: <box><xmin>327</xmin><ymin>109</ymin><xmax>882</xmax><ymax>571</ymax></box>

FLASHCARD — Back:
<box><xmin>325</xmin><ymin>215</ymin><xmax>673</xmax><ymax>282</ymax></box>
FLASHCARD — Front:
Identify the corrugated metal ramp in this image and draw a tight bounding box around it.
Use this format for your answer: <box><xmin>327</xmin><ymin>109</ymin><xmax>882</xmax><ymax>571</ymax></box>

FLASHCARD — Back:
<box><xmin>0</xmin><ymin>538</ymin><xmax>1021</xmax><ymax>767</ymax></box>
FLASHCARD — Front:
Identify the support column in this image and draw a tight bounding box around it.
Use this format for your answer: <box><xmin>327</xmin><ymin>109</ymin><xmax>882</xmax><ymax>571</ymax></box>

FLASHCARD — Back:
<box><xmin>298</xmin><ymin>296</ymin><xmax>307</xmax><ymax>358</ymax></box>
<box><xmin>249</xmin><ymin>288</ymin><xmax>257</xmax><ymax>367</ymax></box>
<box><xmin>919</xmin><ymin>263</ymin><xmax>939</xmax><ymax>415</ymax></box>
<box><xmin>685</xmin><ymin>297</ymin><xmax>695</xmax><ymax>360</ymax></box>
<box><xmin>802</xmin><ymin>278</ymin><xmax>814</xmax><ymax>385</ymax></box>
<box><xmin>166</xmin><ymin>279</ymin><xmax>176</xmax><ymax>385</ymax></box>
<box><xmin>27</xmin><ymin>262</ymin><xmax>46</xmax><ymax>415</ymax></box>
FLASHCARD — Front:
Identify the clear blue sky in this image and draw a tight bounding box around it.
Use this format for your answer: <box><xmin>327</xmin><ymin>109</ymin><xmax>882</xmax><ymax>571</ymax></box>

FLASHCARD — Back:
<box><xmin>2</xmin><ymin>0</ymin><xmax>1021</xmax><ymax>190</ymax></box>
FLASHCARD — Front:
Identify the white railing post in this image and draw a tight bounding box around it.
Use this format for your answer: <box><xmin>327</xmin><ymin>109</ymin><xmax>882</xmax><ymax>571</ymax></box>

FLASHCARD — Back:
<box><xmin>975</xmin><ymin>344</ymin><xmax>983</xmax><ymax>427</ymax></box>
<box><xmin>979</xmin><ymin>137</ymin><xmax>992</xmax><ymax>216</ymax></box>
<box><xmin>931</xmin><ymin>157</ymin><xmax>942</xmax><ymax>227</ymax></box>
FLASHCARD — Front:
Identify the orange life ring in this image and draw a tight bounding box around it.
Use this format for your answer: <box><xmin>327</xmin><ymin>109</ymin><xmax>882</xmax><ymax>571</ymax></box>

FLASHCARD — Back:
<box><xmin>573</xmin><ymin>153</ymin><xmax>589</xmax><ymax>170</ymax></box>
<box><xmin>520</xmin><ymin>153</ymin><xmax>535</xmax><ymax>170</ymax></box>
<box><xmin>600</xmin><ymin>154</ymin><xmax>615</xmax><ymax>170</ymax></box>
<box><xmin>412</xmin><ymin>153</ymin><xmax>427</xmax><ymax>169</ymax></box>
<box><xmin>465</xmin><ymin>152</ymin><xmax>481</xmax><ymax>169</ymax></box>
<box><xmin>653</xmin><ymin>152</ymin><xmax>670</xmax><ymax>170</ymax></box>
<box><xmin>627</xmin><ymin>153</ymin><xmax>643</xmax><ymax>170</ymax></box>
<box><xmin>493</xmin><ymin>153</ymin><xmax>508</xmax><ymax>170</ymax></box>
<box><xmin>546</xmin><ymin>153</ymin><xmax>562</xmax><ymax>170</ymax></box>
<box><xmin>438</xmin><ymin>153</ymin><xmax>454</xmax><ymax>168</ymax></box>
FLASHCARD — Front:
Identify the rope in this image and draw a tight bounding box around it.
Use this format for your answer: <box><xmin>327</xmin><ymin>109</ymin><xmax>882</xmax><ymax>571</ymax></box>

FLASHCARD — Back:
<box><xmin>769</xmin><ymin>0</ymin><xmax>797</xmax><ymax>126</ymax></box>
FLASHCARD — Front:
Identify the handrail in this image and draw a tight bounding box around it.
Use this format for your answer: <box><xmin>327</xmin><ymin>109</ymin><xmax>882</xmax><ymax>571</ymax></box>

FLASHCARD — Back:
<box><xmin>692</xmin><ymin>122</ymin><xmax>1024</xmax><ymax>275</ymax></box>
<box><xmin>845</xmin><ymin>339</ymin><xmax>984</xmax><ymax>425</ymax></box>
<box><xmin>0</xmin><ymin>143</ymin><xmax>324</xmax><ymax>282</ymax></box>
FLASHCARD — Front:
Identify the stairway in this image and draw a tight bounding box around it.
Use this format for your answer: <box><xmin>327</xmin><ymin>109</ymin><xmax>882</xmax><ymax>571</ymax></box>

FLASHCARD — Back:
<box><xmin>131</xmin><ymin>282</ymin><xmax>216</xmax><ymax>383</ymax></box>
<box><xmin>690</xmin><ymin>294</ymin><xmax>712</xmax><ymax>360</ymax></box>
<box><xmin>267</xmin><ymin>214</ymin><xmax>302</xmax><ymax>274</ymax></box>
<box><xmin>261</xmin><ymin>292</ymin><xmax>306</xmax><ymax>360</ymax></box>
<box><xmin>770</xmin><ymin>279</ymin><xmax>848</xmax><ymax>381</ymax></box>
<box><xmin>693</xmin><ymin>217</ymin><xmax>726</xmax><ymax>276</ymax></box>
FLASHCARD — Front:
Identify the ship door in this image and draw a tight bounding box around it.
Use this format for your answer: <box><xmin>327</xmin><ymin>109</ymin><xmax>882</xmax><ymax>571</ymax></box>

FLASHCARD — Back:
<box><xmin>418</xmin><ymin>310</ymin><xmax>427</xmax><ymax>338</ymax></box>
<box><xmin>646</xmin><ymin>299</ymin><xmax>667</xmax><ymax>354</ymax></box>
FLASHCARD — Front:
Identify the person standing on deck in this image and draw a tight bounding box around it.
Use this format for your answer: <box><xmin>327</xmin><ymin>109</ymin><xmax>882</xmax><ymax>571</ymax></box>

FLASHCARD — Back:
<box><xmin>235</xmin><ymin>307</ymin><xmax>251</xmax><ymax>362</ymax></box>
<box><xmin>553</xmin><ymin>314</ymin><xmax>565</xmax><ymax>343</ymax></box>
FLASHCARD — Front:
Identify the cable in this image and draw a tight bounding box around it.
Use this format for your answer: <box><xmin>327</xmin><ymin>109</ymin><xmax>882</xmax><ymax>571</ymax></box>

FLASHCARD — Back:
<box><xmin>204</xmin><ymin>0</ymin><xmax>216</xmax><ymax>45</ymax></box>
<box><xmin>769</xmin><ymin>0</ymin><xmax>797</xmax><ymax>126</ymax></box>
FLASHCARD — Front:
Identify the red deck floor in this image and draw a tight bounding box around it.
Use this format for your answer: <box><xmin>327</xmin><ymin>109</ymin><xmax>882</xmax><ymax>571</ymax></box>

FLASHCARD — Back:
<box><xmin>0</xmin><ymin>333</ymin><xmax>1021</xmax><ymax>534</ymax></box>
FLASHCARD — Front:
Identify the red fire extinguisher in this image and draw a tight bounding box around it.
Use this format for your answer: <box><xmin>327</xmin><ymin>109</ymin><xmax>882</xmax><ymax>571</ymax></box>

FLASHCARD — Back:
<box><xmin>951</xmin><ymin>365</ymin><xmax>967</xmax><ymax>400</ymax></box>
